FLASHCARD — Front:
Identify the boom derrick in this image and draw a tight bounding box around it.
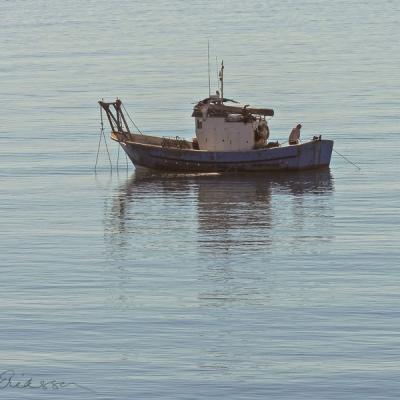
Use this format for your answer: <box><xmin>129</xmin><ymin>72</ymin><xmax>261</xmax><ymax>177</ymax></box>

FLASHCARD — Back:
<box><xmin>98</xmin><ymin>99</ymin><xmax>131</xmax><ymax>135</ymax></box>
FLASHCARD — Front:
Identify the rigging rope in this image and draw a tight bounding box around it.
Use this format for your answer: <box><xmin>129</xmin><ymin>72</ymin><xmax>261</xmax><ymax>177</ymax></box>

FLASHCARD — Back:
<box><xmin>121</xmin><ymin>103</ymin><xmax>144</xmax><ymax>135</ymax></box>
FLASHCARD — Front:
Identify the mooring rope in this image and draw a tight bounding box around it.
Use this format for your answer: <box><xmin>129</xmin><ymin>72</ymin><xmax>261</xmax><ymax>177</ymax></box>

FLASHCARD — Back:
<box><xmin>333</xmin><ymin>148</ymin><xmax>361</xmax><ymax>170</ymax></box>
<box><xmin>94</xmin><ymin>112</ymin><xmax>103</xmax><ymax>171</ymax></box>
<box><xmin>116</xmin><ymin>144</ymin><xmax>120</xmax><ymax>171</ymax></box>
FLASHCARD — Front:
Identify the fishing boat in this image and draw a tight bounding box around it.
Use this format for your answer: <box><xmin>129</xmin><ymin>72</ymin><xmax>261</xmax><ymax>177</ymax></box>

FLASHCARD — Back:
<box><xmin>99</xmin><ymin>62</ymin><xmax>333</xmax><ymax>173</ymax></box>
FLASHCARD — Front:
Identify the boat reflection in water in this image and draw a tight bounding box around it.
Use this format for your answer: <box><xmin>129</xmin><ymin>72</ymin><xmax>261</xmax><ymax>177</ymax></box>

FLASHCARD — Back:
<box><xmin>196</xmin><ymin>169</ymin><xmax>333</xmax><ymax>251</ymax></box>
<box><xmin>104</xmin><ymin>169</ymin><xmax>334</xmax><ymax>308</ymax></box>
<box><xmin>105</xmin><ymin>170</ymin><xmax>334</xmax><ymax>307</ymax></box>
<box><xmin>105</xmin><ymin>168</ymin><xmax>334</xmax><ymax>256</ymax></box>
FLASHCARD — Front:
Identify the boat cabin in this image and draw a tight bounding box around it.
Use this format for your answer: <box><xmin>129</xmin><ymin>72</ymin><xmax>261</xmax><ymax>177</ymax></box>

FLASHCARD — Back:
<box><xmin>191</xmin><ymin>60</ymin><xmax>274</xmax><ymax>151</ymax></box>
<box><xmin>192</xmin><ymin>95</ymin><xmax>274</xmax><ymax>151</ymax></box>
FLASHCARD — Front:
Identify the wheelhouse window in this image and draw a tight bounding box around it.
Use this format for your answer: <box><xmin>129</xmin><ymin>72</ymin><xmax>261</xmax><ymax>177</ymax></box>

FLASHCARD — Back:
<box><xmin>197</xmin><ymin>119</ymin><xmax>202</xmax><ymax>129</ymax></box>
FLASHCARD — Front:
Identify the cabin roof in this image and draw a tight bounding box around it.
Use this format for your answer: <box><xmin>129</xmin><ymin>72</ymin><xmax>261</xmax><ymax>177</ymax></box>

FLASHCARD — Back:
<box><xmin>192</xmin><ymin>98</ymin><xmax>274</xmax><ymax>118</ymax></box>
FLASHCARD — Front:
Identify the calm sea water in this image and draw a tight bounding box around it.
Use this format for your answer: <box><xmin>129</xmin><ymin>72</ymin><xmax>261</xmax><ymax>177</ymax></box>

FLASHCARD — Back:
<box><xmin>1</xmin><ymin>1</ymin><xmax>400</xmax><ymax>399</ymax></box>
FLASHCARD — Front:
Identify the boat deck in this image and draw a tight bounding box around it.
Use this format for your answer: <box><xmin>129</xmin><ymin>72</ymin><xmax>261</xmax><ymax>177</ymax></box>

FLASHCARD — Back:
<box><xmin>111</xmin><ymin>131</ymin><xmax>195</xmax><ymax>149</ymax></box>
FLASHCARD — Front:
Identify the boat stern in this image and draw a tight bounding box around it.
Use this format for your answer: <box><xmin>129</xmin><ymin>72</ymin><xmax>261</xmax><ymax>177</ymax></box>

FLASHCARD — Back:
<box><xmin>295</xmin><ymin>138</ymin><xmax>333</xmax><ymax>169</ymax></box>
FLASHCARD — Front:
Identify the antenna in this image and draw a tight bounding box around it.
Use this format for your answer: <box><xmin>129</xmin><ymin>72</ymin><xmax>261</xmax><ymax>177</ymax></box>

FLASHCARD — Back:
<box><xmin>216</xmin><ymin>57</ymin><xmax>220</xmax><ymax>93</ymax></box>
<box><xmin>207</xmin><ymin>41</ymin><xmax>211</xmax><ymax>97</ymax></box>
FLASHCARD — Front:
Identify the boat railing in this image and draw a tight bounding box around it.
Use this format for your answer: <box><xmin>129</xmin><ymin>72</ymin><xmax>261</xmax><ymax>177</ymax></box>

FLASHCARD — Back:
<box><xmin>161</xmin><ymin>136</ymin><xmax>192</xmax><ymax>150</ymax></box>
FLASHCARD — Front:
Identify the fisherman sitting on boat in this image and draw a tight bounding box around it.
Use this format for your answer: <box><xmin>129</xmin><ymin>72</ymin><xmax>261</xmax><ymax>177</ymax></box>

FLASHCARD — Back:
<box><xmin>254</xmin><ymin>119</ymin><xmax>270</xmax><ymax>149</ymax></box>
<box><xmin>289</xmin><ymin>124</ymin><xmax>302</xmax><ymax>145</ymax></box>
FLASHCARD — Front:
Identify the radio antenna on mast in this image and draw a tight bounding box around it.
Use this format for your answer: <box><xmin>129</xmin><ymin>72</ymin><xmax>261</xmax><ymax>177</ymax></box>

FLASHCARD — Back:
<box><xmin>219</xmin><ymin>60</ymin><xmax>224</xmax><ymax>103</ymax></box>
<box><xmin>207</xmin><ymin>40</ymin><xmax>211</xmax><ymax>97</ymax></box>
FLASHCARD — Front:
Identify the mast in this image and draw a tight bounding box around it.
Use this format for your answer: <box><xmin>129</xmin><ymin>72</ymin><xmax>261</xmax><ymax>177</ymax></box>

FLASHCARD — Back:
<box><xmin>216</xmin><ymin>57</ymin><xmax>220</xmax><ymax>94</ymax></box>
<box><xmin>207</xmin><ymin>41</ymin><xmax>211</xmax><ymax>97</ymax></box>
<box><xmin>219</xmin><ymin>60</ymin><xmax>224</xmax><ymax>103</ymax></box>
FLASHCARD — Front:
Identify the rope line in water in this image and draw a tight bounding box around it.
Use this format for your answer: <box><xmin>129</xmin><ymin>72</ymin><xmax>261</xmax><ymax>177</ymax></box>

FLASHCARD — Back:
<box><xmin>94</xmin><ymin>118</ymin><xmax>102</xmax><ymax>171</ymax></box>
<box><xmin>333</xmin><ymin>148</ymin><xmax>361</xmax><ymax>170</ymax></box>
<box><xmin>95</xmin><ymin>106</ymin><xmax>113</xmax><ymax>172</ymax></box>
